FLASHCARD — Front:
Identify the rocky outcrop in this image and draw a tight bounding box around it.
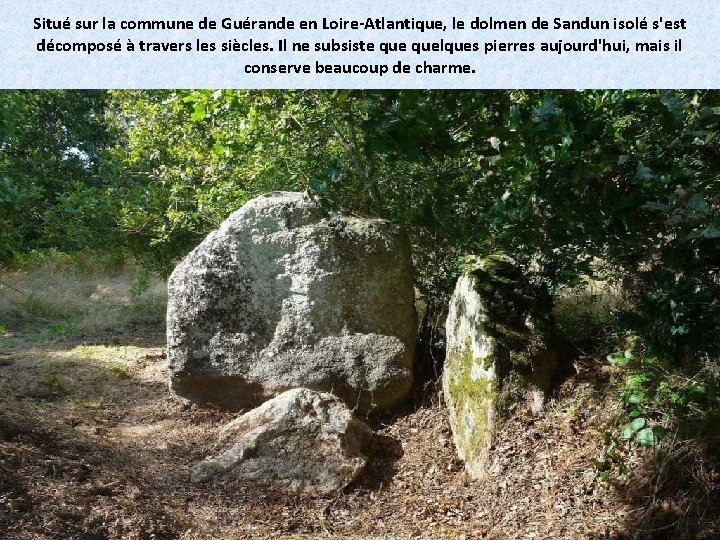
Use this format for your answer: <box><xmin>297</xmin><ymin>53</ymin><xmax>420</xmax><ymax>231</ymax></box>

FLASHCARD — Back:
<box><xmin>191</xmin><ymin>388</ymin><xmax>372</xmax><ymax>494</ymax></box>
<box><xmin>167</xmin><ymin>191</ymin><xmax>416</xmax><ymax>412</ymax></box>
<box><xmin>443</xmin><ymin>255</ymin><xmax>563</xmax><ymax>479</ymax></box>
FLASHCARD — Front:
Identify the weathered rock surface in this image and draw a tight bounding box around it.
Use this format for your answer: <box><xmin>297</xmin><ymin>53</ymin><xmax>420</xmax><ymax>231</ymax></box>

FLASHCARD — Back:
<box><xmin>443</xmin><ymin>255</ymin><xmax>563</xmax><ymax>479</ymax></box>
<box><xmin>190</xmin><ymin>388</ymin><xmax>372</xmax><ymax>494</ymax></box>
<box><xmin>167</xmin><ymin>191</ymin><xmax>416</xmax><ymax>411</ymax></box>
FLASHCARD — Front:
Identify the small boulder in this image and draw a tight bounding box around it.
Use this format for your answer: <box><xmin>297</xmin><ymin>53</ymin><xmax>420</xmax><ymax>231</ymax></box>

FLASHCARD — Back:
<box><xmin>191</xmin><ymin>388</ymin><xmax>372</xmax><ymax>494</ymax></box>
<box><xmin>167</xmin><ymin>191</ymin><xmax>417</xmax><ymax>412</ymax></box>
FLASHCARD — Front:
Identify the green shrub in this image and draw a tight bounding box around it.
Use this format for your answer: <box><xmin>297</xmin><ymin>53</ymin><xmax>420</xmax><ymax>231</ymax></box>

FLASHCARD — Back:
<box><xmin>609</xmin><ymin>346</ymin><xmax>720</xmax><ymax>445</ymax></box>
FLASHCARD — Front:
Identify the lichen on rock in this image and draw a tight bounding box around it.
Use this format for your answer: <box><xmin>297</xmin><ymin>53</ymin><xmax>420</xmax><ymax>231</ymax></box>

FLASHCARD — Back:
<box><xmin>190</xmin><ymin>388</ymin><xmax>372</xmax><ymax>495</ymax></box>
<box><xmin>443</xmin><ymin>255</ymin><xmax>565</xmax><ymax>478</ymax></box>
<box><xmin>166</xmin><ymin>191</ymin><xmax>417</xmax><ymax>412</ymax></box>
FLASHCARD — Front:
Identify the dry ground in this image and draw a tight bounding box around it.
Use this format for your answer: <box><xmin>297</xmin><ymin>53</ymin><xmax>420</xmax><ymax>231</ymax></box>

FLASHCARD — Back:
<box><xmin>0</xmin><ymin>266</ymin><xmax>717</xmax><ymax>539</ymax></box>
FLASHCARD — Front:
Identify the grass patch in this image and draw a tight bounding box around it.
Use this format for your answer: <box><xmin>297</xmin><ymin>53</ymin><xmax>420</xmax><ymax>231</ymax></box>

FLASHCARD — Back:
<box><xmin>28</xmin><ymin>321</ymin><xmax>80</xmax><ymax>343</ymax></box>
<box><xmin>103</xmin><ymin>361</ymin><xmax>129</xmax><ymax>379</ymax></box>
<box><xmin>65</xmin><ymin>395</ymin><xmax>111</xmax><ymax>408</ymax></box>
<box><xmin>71</xmin><ymin>345</ymin><xmax>116</xmax><ymax>359</ymax></box>
<box><xmin>7</xmin><ymin>248</ymin><xmax>127</xmax><ymax>274</ymax></box>
<box><xmin>19</xmin><ymin>294</ymin><xmax>76</xmax><ymax>321</ymax></box>
<box><xmin>69</xmin><ymin>344</ymin><xmax>147</xmax><ymax>360</ymax></box>
<box><xmin>0</xmin><ymin>256</ymin><xmax>167</xmax><ymax>342</ymax></box>
<box><xmin>41</xmin><ymin>372</ymin><xmax>68</xmax><ymax>393</ymax></box>
<box><xmin>32</xmin><ymin>398</ymin><xmax>59</xmax><ymax>409</ymax></box>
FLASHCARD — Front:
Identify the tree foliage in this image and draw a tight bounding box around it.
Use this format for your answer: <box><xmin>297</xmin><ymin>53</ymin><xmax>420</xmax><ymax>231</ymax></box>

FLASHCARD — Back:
<box><xmin>2</xmin><ymin>89</ymin><xmax>719</xmax><ymax>367</ymax></box>
<box><xmin>0</xmin><ymin>90</ymin><xmax>112</xmax><ymax>259</ymax></box>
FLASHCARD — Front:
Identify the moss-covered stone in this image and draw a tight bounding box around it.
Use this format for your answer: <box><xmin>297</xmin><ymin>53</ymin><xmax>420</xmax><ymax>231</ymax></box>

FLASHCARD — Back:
<box><xmin>443</xmin><ymin>336</ymin><xmax>496</xmax><ymax>478</ymax></box>
<box><xmin>444</xmin><ymin>255</ymin><xmax>565</xmax><ymax>479</ymax></box>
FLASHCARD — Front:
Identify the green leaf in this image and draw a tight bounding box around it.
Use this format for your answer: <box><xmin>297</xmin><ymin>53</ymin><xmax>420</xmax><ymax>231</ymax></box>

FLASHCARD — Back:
<box><xmin>309</xmin><ymin>178</ymin><xmax>327</xmax><ymax>192</ymax></box>
<box><xmin>702</xmin><ymin>224</ymin><xmax>720</xmax><ymax>239</ymax></box>
<box><xmin>191</xmin><ymin>105</ymin><xmax>206</xmax><ymax>122</ymax></box>
<box><xmin>635</xmin><ymin>427</ymin><xmax>657</xmax><ymax>446</ymax></box>
<box><xmin>670</xmin><ymin>325</ymin><xmax>689</xmax><ymax>336</ymax></box>
<box><xmin>686</xmin><ymin>194</ymin><xmax>711</xmax><ymax>214</ymax></box>
<box><xmin>620</xmin><ymin>418</ymin><xmax>646</xmax><ymax>441</ymax></box>
<box><xmin>619</xmin><ymin>425</ymin><xmax>635</xmax><ymax>441</ymax></box>
<box><xmin>607</xmin><ymin>351</ymin><xmax>630</xmax><ymax>366</ymax></box>
<box><xmin>635</xmin><ymin>164</ymin><xmax>654</xmax><ymax>181</ymax></box>
<box><xmin>211</xmin><ymin>143</ymin><xmax>226</xmax><ymax>157</ymax></box>
<box><xmin>641</xmin><ymin>201</ymin><xmax>670</xmax><ymax>212</ymax></box>
<box><xmin>534</xmin><ymin>96</ymin><xmax>557</xmax><ymax>118</ymax></box>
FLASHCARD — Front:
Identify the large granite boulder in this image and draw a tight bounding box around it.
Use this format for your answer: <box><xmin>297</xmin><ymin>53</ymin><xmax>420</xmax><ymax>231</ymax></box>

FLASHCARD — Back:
<box><xmin>191</xmin><ymin>388</ymin><xmax>372</xmax><ymax>494</ymax></box>
<box><xmin>167</xmin><ymin>191</ymin><xmax>416</xmax><ymax>412</ymax></box>
<box><xmin>443</xmin><ymin>255</ymin><xmax>563</xmax><ymax>479</ymax></box>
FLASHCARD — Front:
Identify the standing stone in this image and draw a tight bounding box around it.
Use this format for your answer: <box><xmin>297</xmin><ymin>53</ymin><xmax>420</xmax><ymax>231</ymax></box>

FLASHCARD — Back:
<box><xmin>191</xmin><ymin>388</ymin><xmax>372</xmax><ymax>494</ymax></box>
<box><xmin>167</xmin><ymin>192</ymin><xmax>416</xmax><ymax>412</ymax></box>
<box><xmin>443</xmin><ymin>255</ymin><xmax>563</xmax><ymax>479</ymax></box>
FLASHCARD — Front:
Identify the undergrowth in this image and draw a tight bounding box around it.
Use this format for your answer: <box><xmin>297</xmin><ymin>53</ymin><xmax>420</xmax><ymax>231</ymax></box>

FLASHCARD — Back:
<box><xmin>555</xmin><ymin>280</ymin><xmax>720</xmax><ymax>537</ymax></box>
<box><xmin>0</xmin><ymin>250</ymin><xmax>166</xmax><ymax>342</ymax></box>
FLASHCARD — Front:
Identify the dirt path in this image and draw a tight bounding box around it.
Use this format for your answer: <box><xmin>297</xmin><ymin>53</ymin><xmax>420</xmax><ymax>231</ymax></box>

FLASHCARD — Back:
<box><xmin>0</xmin><ymin>330</ymin><xmax>705</xmax><ymax>539</ymax></box>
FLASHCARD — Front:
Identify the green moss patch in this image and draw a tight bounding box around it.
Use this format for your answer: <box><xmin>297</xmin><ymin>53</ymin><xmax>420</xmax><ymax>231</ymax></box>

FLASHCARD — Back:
<box><xmin>446</xmin><ymin>341</ymin><xmax>496</xmax><ymax>470</ymax></box>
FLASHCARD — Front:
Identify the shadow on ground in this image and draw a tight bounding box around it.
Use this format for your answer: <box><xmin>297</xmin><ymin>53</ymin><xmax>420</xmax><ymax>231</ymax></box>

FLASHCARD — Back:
<box><xmin>0</xmin><ymin>336</ymin><xmax>220</xmax><ymax>539</ymax></box>
<box><xmin>0</xmin><ymin>333</ymin><xmax>413</xmax><ymax>540</ymax></box>
<box><xmin>2</xmin><ymin>328</ymin><xmax>719</xmax><ymax>539</ymax></box>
